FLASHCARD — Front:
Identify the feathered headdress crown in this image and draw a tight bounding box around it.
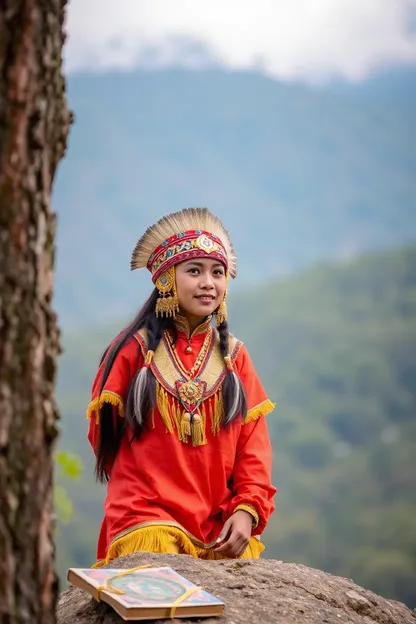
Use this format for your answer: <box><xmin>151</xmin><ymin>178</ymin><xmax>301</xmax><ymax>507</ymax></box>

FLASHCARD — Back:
<box><xmin>131</xmin><ymin>207</ymin><xmax>237</xmax><ymax>282</ymax></box>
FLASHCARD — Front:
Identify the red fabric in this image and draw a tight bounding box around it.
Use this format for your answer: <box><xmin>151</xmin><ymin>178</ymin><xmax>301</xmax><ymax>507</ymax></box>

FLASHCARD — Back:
<box><xmin>87</xmin><ymin>326</ymin><xmax>276</xmax><ymax>560</ymax></box>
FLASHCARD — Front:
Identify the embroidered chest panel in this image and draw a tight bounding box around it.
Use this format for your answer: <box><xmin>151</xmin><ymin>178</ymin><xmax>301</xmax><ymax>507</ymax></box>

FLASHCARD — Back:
<box><xmin>134</xmin><ymin>328</ymin><xmax>242</xmax><ymax>402</ymax></box>
<box><xmin>133</xmin><ymin>328</ymin><xmax>242</xmax><ymax>446</ymax></box>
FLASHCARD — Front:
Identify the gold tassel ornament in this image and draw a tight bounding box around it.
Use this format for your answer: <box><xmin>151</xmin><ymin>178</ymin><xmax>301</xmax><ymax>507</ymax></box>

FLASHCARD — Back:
<box><xmin>191</xmin><ymin>413</ymin><xmax>206</xmax><ymax>446</ymax></box>
<box><xmin>180</xmin><ymin>412</ymin><xmax>191</xmax><ymax>441</ymax></box>
<box><xmin>216</xmin><ymin>291</ymin><xmax>228</xmax><ymax>327</ymax></box>
<box><xmin>155</xmin><ymin>266</ymin><xmax>179</xmax><ymax>318</ymax></box>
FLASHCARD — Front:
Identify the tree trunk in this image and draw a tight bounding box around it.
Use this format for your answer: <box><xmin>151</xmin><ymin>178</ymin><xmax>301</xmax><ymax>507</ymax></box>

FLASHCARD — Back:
<box><xmin>0</xmin><ymin>1</ymin><xmax>71</xmax><ymax>623</ymax></box>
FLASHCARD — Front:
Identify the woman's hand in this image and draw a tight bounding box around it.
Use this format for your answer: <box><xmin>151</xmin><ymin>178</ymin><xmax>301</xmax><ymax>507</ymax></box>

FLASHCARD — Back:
<box><xmin>214</xmin><ymin>510</ymin><xmax>253</xmax><ymax>558</ymax></box>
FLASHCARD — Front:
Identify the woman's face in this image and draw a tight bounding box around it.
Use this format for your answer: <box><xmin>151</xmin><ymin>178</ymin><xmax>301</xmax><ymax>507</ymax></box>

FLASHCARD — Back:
<box><xmin>175</xmin><ymin>258</ymin><xmax>227</xmax><ymax>326</ymax></box>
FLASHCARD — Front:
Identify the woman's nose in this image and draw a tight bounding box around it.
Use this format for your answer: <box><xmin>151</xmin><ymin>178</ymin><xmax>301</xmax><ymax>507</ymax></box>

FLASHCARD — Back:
<box><xmin>199</xmin><ymin>273</ymin><xmax>214</xmax><ymax>289</ymax></box>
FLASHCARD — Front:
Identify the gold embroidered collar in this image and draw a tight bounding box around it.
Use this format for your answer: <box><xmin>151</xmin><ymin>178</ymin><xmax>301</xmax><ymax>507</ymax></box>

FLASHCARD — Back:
<box><xmin>174</xmin><ymin>314</ymin><xmax>212</xmax><ymax>339</ymax></box>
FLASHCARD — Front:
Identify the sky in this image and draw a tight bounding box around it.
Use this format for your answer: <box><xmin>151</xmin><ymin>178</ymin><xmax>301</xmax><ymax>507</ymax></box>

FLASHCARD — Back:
<box><xmin>65</xmin><ymin>0</ymin><xmax>416</xmax><ymax>82</ymax></box>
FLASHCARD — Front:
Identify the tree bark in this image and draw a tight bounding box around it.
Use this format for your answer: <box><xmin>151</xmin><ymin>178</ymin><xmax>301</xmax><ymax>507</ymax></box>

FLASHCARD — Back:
<box><xmin>0</xmin><ymin>1</ymin><xmax>71</xmax><ymax>623</ymax></box>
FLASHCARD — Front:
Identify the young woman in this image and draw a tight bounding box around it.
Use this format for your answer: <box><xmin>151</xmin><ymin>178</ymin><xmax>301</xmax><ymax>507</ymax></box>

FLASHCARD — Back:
<box><xmin>87</xmin><ymin>207</ymin><xmax>276</xmax><ymax>567</ymax></box>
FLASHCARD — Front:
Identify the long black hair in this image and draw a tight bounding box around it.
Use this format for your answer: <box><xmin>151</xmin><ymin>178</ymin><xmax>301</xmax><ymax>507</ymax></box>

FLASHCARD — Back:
<box><xmin>94</xmin><ymin>289</ymin><xmax>247</xmax><ymax>483</ymax></box>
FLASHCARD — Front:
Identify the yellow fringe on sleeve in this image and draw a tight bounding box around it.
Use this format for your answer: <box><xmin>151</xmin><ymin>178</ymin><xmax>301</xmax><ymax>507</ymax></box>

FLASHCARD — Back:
<box><xmin>244</xmin><ymin>398</ymin><xmax>275</xmax><ymax>424</ymax></box>
<box><xmin>86</xmin><ymin>390</ymin><xmax>125</xmax><ymax>424</ymax></box>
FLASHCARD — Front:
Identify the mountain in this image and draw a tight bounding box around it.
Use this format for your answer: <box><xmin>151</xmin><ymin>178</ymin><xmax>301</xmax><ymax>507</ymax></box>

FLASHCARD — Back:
<box><xmin>55</xmin><ymin>244</ymin><xmax>416</xmax><ymax>608</ymax></box>
<box><xmin>52</xmin><ymin>68</ymin><xmax>416</xmax><ymax>327</ymax></box>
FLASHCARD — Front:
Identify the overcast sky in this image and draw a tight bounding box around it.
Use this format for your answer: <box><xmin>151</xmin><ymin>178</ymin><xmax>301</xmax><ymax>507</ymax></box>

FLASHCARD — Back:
<box><xmin>65</xmin><ymin>0</ymin><xmax>416</xmax><ymax>82</ymax></box>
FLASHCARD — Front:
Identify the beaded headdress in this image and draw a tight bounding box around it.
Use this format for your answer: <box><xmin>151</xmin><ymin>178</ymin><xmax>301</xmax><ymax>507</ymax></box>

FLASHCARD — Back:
<box><xmin>131</xmin><ymin>207</ymin><xmax>235</xmax><ymax>320</ymax></box>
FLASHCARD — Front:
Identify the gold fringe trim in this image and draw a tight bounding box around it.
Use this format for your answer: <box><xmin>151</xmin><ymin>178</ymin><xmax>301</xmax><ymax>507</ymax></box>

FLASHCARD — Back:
<box><xmin>155</xmin><ymin>382</ymin><xmax>222</xmax><ymax>446</ymax></box>
<box><xmin>212</xmin><ymin>391</ymin><xmax>223</xmax><ymax>435</ymax></box>
<box><xmin>245</xmin><ymin>398</ymin><xmax>275</xmax><ymax>424</ymax></box>
<box><xmin>234</xmin><ymin>504</ymin><xmax>260</xmax><ymax>529</ymax></box>
<box><xmin>110</xmin><ymin>520</ymin><xmax>217</xmax><ymax>549</ymax></box>
<box><xmin>86</xmin><ymin>391</ymin><xmax>125</xmax><ymax>425</ymax></box>
<box><xmin>92</xmin><ymin>524</ymin><xmax>264</xmax><ymax>568</ymax></box>
<box><xmin>155</xmin><ymin>383</ymin><xmax>174</xmax><ymax>434</ymax></box>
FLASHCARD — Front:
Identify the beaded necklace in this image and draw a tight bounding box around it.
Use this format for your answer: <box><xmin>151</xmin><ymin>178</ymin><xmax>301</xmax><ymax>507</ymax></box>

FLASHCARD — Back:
<box><xmin>164</xmin><ymin>327</ymin><xmax>213</xmax><ymax>380</ymax></box>
<box><xmin>163</xmin><ymin>327</ymin><xmax>214</xmax><ymax>421</ymax></box>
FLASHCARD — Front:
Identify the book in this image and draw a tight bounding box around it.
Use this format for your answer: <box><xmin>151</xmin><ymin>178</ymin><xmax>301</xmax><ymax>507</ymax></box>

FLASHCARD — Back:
<box><xmin>67</xmin><ymin>565</ymin><xmax>225</xmax><ymax>621</ymax></box>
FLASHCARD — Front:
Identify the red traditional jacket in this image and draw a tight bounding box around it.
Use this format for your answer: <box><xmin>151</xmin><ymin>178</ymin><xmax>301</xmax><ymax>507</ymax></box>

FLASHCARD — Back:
<box><xmin>87</xmin><ymin>316</ymin><xmax>276</xmax><ymax>561</ymax></box>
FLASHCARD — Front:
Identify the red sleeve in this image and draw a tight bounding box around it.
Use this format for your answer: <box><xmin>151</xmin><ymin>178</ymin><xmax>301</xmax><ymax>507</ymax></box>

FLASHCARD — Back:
<box><xmin>86</xmin><ymin>336</ymin><xmax>143</xmax><ymax>455</ymax></box>
<box><xmin>229</xmin><ymin>344</ymin><xmax>277</xmax><ymax>534</ymax></box>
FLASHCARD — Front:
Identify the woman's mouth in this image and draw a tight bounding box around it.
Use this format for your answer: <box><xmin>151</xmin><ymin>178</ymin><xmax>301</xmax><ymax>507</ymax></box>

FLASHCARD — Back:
<box><xmin>195</xmin><ymin>295</ymin><xmax>215</xmax><ymax>302</ymax></box>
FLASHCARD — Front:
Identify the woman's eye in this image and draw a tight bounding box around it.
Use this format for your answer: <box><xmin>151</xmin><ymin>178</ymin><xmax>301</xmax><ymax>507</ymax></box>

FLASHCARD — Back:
<box><xmin>214</xmin><ymin>270</ymin><xmax>224</xmax><ymax>276</ymax></box>
<box><xmin>188</xmin><ymin>268</ymin><xmax>199</xmax><ymax>274</ymax></box>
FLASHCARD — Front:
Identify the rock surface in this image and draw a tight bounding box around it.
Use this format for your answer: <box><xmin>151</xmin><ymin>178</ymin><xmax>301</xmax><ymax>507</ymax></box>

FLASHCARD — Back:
<box><xmin>57</xmin><ymin>552</ymin><xmax>415</xmax><ymax>623</ymax></box>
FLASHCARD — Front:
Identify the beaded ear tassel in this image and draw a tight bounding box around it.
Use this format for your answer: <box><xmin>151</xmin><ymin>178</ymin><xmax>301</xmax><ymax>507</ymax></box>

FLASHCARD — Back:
<box><xmin>155</xmin><ymin>267</ymin><xmax>179</xmax><ymax>318</ymax></box>
<box><xmin>216</xmin><ymin>294</ymin><xmax>228</xmax><ymax>327</ymax></box>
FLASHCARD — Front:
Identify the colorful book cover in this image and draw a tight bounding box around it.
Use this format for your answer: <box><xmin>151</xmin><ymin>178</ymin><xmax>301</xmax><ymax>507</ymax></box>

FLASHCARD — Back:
<box><xmin>69</xmin><ymin>566</ymin><xmax>224</xmax><ymax>609</ymax></box>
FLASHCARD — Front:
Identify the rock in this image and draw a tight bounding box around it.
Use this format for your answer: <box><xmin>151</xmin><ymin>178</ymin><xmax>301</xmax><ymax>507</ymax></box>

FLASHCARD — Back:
<box><xmin>345</xmin><ymin>590</ymin><xmax>373</xmax><ymax>613</ymax></box>
<box><xmin>57</xmin><ymin>552</ymin><xmax>416</xmax><ymax>624</ymax></box>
